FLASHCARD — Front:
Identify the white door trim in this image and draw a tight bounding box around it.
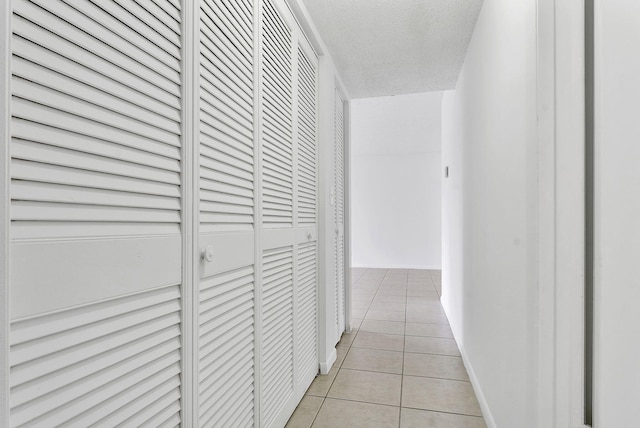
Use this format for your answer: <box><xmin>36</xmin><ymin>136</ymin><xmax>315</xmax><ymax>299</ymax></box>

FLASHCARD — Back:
<box><xmin>536</xmin><ymin>0</ymin><xmax>586</xmax><ymax>426</ymax></box>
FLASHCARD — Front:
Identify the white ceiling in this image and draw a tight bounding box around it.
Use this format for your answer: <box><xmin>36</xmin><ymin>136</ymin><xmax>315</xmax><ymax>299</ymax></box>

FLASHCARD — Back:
<box><xmin>301</xmin><ymin>0</ymin><xmax>484</xmax><ymax>99</ymax></box>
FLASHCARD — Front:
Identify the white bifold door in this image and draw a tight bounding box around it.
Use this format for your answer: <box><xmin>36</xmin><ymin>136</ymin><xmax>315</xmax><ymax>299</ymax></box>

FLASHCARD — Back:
<box><xmin>198</xmin><ymin>0</ymin><xmax>319</xmax><ymax>426</ymax></box>
<box><xmin>6</xmin><ymin>0</ymin><xmax>319</xmax><ymax>427</ymax></box>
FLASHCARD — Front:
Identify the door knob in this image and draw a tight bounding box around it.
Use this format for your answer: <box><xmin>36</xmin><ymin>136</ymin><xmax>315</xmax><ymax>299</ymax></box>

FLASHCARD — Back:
<box><xmin>201</xmin><ymin>245</ymin><xmax>214</xmax><ymax>262</ymax></box>
<box><xmin>307</xmin><ymin>232</ymin><xmax>313</xmax><ymax>241</ymax></box>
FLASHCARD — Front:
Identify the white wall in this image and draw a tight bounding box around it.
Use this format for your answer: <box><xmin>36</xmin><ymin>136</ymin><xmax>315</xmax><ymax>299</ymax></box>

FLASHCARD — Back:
<box><xmin>593</xmin><ymin>1</ymin><xmax>640</xmax><ymax>425</ymax></box>
<box><xmin>350</xmin><ymin>92</ymin><xmax>442</xmax><ymax>269</ymax></box>
<box><xmin>440</xmin><ymin>1</ymin><xmax>538</xmax><ymax>427</ymax></box>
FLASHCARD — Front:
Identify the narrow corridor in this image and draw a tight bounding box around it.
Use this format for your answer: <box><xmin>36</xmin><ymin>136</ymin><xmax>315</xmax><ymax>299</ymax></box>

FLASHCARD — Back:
<box><xmin>286</xmin><ymin>269</ymin><xmax>487</xmax><ymax>427</ymax></box>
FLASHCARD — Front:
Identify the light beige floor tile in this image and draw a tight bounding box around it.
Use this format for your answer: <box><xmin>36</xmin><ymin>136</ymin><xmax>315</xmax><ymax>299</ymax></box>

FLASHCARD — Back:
<box><xmin>343</xmin><ymin>347</ymin><xmax>404</xmax><ymax>374</ymax></box>
<box><xmin>407</xmin><ymin>276</ymin><xmax>431</xmax><ymax>282</ymax></box>
<box><xmin>354</xmin><ymin>301</ymin><xmax>372</xmax><ymax>311</ymax></box>
<box><xmin>403</xmin><ymin>353</ymin><xmax>469</xmax><ymax>380</ymax></box>
<box><xmin>405</xmin><ymin>322</ymin><xmax>453</xmax><ymax>339</ymax></box>
<box><xmin>365</xmin><ymin>309</ymin><xmax>406</xmax><ymax>322</ymax></box>
<box><xmin>328</xmin><ymin>369</ymin><xmax>402</xmax><ymax>406</ymax></box>
<box><xmin>380</xmin><ymin>281</ymin><xmax>407</xmax><ymax>288</ymax></box>
<box><xmin>400</xmin><ymin>408</ymin><xmax>486</xmax><ymax>428</ymax></box>
<box><xmin>335</xmin><ymin>344</ymin><xmax>350</xmax><ymax>367</ymax></box>
<box><xmin>407</xmin><ymin>288</ymin><xmax>440</xmax><ymax>298</ymax></box>
<box><xmin>339</xmin><ymin>331</ymin><xmax>357</xmax><ymax>346</ymax></box>
<box><xmin>306</xmin><ymin>366</ymin><xmax>338</xmax><ymax>397</ymax></box>
<box><xmin>408</xmin><ymin>295</ymin><xmax>441</xmax><ymax>303</ymax></box>
<box><xmin>312</xmin><ymin>398</ymin><xmax>399</xmax><ymax>428</ymax></box>
<box><xmin>369</xmin><ymin>302</ymin><xmax>406</xmax><ymax>312</ymax></box>
<box><xmin>353</xmin><ymin>295</ymin><xmax>375</xmax><ymax>304</ymax></box>
<box><xmin>378</xmin><ymin>288</ymin><xmax>408</xmax><ymax>296</ymax></box>
<box><xmin>373</xmin><ymin>294</ymin><xmax>407</xmax><ymax>304</ymax></box>
<box><xmin>404</xmin><ymin>336</ymin><xmax>460</xmax><ymax>356</ymax></box>
<box><xmin>406</xmin><ymin>279</ymin><xmax>433</xmax><ymax>287</ymax></box>
<box><xmin>402</xmin><ymin>376</ymin><xmax>482</xmax><ymax>416</ymax></box>
<box><xmin>360</xmin><ymin>319</ymin><xmax>405</xmax><ymax>335</ymax></box>
<box><xmin>380</xmin><ymin>280</ymin><xmax>407</xmax><ymax>290</ymax></box>
<box><xmin>356</xmin><ymin>285</ymin><xmax>383</xmax><ymax>293</ymax></box>
<box><xmin>406</xmin><ymin>301</ymin><xmax>443</xmax><ymax>312</ymax></box>
<box><xmin>285</xmin><ymin>395</ymin><xmax>324</xmax><ymax>428</ymax></box>
<box><xmin>352</xmin><ymin>332</ymin><xmax>405</xmax><ymax>351</ymax></box>
<box><xmin>352</xmin><ymin>308</ymin><xmax>368</xmax><ymax>319</ymax></box>
<box><xmin>405</xmin><ymin>310</ymin><xmax>449</xmax><ymax>324</ymax></box>
<box><xmin>406</xmin><ymin>306</ymin><xmax>446</xmax><ymax>317</ymax></box>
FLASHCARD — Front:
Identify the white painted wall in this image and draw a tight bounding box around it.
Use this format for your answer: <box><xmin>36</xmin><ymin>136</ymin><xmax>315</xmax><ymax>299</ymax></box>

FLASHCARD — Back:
<box><xmin>440</xmin><ymin>1</ymin><xmax>538</xmax><ymax>427</ymax></box>
<box><xmin>350</xmin><ymin>92</ymin><xmax>442</xmax><ymax>269</ymax></box>
<box><xmin>593</xmin><ymin>1</ymin><xmax>640</xmax><ymax>426</ymax></box>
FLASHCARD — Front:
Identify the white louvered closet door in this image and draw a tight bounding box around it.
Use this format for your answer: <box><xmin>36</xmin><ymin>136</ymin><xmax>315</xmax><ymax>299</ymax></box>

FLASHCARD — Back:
<box><xmin>335</xmin><ymin>90</ymin><xmax>346</xmax><ymax>339</ymax></box>
<box><xmin>260</xmin><ymin>0</ymin><xmax>319</xmax><ymax>426</ymax></box>
<box><xmin>295</xmin><ymin>37</ymin><xmax>320</xmax><ymax>405</ymax></box>
<box><xmin>197</xmin><ymin>0</ymin><xmax>257</xmax><ymax>426</ymax></box>
<box><xmin>9</xmin><ymin>0</ymin><xmax>184</xmax><ymax>426</ymax></box>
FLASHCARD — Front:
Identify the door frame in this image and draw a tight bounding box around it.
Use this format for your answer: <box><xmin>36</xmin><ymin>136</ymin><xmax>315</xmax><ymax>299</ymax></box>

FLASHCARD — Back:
<box><xmin>535</xmin><ymin>0</ymin><xmax>587</xmax><ymax>426</ymax></box>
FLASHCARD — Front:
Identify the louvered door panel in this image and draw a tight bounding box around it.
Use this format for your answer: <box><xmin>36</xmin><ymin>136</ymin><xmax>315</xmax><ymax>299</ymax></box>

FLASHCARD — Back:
<box><xmin>335</xmin><ymin>91</ymin><xmax>346</xmax><ymax>336</ymax></box>
<box><xmin>9</xmin><ymin>0</ymin><xmax>184</xmax><ymax>425</ymax></box>
<box><xmin>296</xmin><ymin>46</ymin><xmax>317</xmax><ymax>226</ymax></box>
<box><xmin>9</xmin><ymin>286</ymin><xmax>182</xmax><ymax>428</ymax></box>
<box><xmin>199</xmin><ymin>0</ymin><xmax>255</xmax><ymax>233</ymax></box>
<box><xmin>297</xmin><ymin>241</ymin><xmax>317</xmax><ymax>380</ymax></box>
<box><xmin>199</xmin><ymin>267</ymin><xmax>255</xmax><ymax>428</ymax></box>
<box><xmin>11</xmin><ymin>0</ymin><xmax>182</xmax><ymax>240</ymax></box>
<box><xmin>198</xmin><ymin>0</ymin><xmax>257</xmax><ymax>427</ymax></box>
<box><xmin>261</xmin><ymin>0</ymin><xmax>293</xmax><ymax>227</ymax></box>
<box><xmin>262</xmin><ymin>246</ymin><xmax>294</xmax><ymax>427</ymax></box>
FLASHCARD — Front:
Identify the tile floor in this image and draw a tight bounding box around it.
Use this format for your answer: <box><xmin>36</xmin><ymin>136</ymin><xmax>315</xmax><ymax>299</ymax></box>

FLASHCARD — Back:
<box><xmin>286</xmin><ymin>268</ymin><xmax>487</xmax><ymax>428</ymax></box>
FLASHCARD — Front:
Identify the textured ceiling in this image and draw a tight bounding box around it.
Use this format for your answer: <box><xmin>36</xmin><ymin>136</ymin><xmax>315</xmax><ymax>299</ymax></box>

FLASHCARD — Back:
<box><xmin>301</xmin><ymin>0</ymin><xmax>484</xmax><ymax>99</ymax></box>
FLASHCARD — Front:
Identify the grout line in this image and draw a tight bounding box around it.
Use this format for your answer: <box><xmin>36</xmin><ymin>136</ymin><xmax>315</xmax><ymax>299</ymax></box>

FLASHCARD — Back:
<box><xmin>399</xmin><ymin>405</ymin><xmax>485</xmax><ymax>419</ymax></box>
<box><xmin>308</xmin><ymin>396</ymin><xmax>326</xmax><ymax>428</ymax></box>
<box><xmin>399</xmin><ymin>275</ymin><xmax>407</xmax><ymax>425</ymax></box>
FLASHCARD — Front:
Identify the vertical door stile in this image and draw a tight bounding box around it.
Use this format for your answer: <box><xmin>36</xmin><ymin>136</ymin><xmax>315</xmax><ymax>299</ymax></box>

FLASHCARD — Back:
<box><xmin>181</xmin><ymin>0</ymin><xmax>200</xmax><ymax>425</ymax></box>
<box><xmin>290</xmin><ymin>21</ymin><xmax>300</xmax><ymax>404</ymax></box>
<box><xmin>254</xmin><ymin>0</ymin><xmax>264</xmax><ymax>426</ymax></box>
<box><xmin>1</xmin><ymin>0</ymin><xmax>10</xmax><ymax>425</ymax></box>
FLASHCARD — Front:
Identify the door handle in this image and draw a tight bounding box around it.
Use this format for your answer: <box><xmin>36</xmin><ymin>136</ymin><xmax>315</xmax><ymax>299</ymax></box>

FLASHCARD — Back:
<box><xmin>201</xmin><ymin>245</ymin><xmax>214</xmax><ymax>263</ymax></box>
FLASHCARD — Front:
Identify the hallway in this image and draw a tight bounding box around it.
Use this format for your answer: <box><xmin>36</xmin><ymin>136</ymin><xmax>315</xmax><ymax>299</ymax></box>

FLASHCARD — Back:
<box><xmin>286</xmin><ymin>269</ymin><xmax>487</xmax><ymax>428</ymax></box>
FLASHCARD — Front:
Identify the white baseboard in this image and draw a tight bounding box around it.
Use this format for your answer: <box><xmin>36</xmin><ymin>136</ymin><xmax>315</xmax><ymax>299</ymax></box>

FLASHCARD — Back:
<box><xmin>457</xmin><ymin>342</ymin><xmax>497</xmax><ymax>428</ymax></box>
<box><xmin>443</xmin><ymin>303</ymin><xmax>497</xmax><ymax>428</ymax></box>
<box><xmin>319</xmin><ymin>347</ymin><xmax>337</xmax><ymax>375</ymax></box>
